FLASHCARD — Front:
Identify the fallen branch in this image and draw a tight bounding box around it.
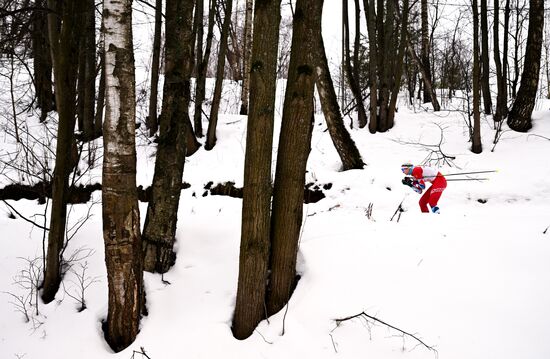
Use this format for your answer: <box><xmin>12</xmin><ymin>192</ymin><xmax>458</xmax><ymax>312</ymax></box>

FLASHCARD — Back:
<box><xmin>333</xmin><ymin>311</ymin><xmax>437</xmax><ymax>355</ymax></box>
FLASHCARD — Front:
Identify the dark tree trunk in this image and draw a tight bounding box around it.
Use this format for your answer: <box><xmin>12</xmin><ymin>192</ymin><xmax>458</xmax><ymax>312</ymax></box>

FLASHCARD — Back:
<box><xmin>193</xmin><ymin>0</ymin><xmax>216</xmax><ymax>138</ymax></box>
<box><xmin>142</xmin><ymin>0</ymin><xmax>195</xmax><ymax>273</ymax></box>
<box><xmin>95</xmin><ymin>46</ymin><xmax>105</xmax><ymax>137</ymax></box>
<box><xmin>406</xmin><ymin>41</ymin><xmax>440</xmax><ymax>111</ymax></box>
<box><xmin>480</xmin><ymin>0</ymin><xmax>492</xmax><ymax>115</ymax></box>
<box><xmin>147</xmin><ymin>0</ymin><xmax>163</xmax><ymax>136</ymax></box>
<box><xmin>239</xmin><ymin>0</ymin><xmax>253</xmax><ymax>115</ymax></box>
<box><xmin>493</xmin><ymin>0</ymin><xmax>506</xmax><ymax>122</ymax></box>
<box><xmin>192</xmin><ymin>0</ymin><xmax>203</xmax><ymax>118</ymax></box>
<box><xmin>421</xmin><ymin>0</ymin><xmax>432</xmax><ymax>103</ymax></box>
<box><xmin>101</xmin><ymin>0</ymin><xmax>143</xmax><ymax>352</ymax></box>
<box><xmin>205</xmin><ymin>0</ymin><xmax>233</xmax><ymax>150</ymax></box>
<box><xmin>388</xmin><ymin>0</ymin><xmax>409</xmax><ymax>127</ymax></box>
<box><xmin>472</xmin><ymin>0</ymin><xmax>482</xmax><ymax>153</ymax></box>
<box><xmin>41</xmin><ymin>0</ymin><xmax>80</xmax><ymax>304</ymax></box>
<box><xmin>507</xmin><ymin>0</ymin><xmax>544</xmax><ymax>132</ymax></box>
<box><xmin>364</xmin><ymin>0</ymin><xmax>378</xmax><ymax>133</ymax></box>
<box><xmin>342</xmin><ymin>0</ymin><xmax>368</xmax><ymax>128</ymax></box>
<box><xmin>232</xmin><ymin>0</ymin><xmax>281</xmax><ymax>341</ymax></box>
<box><xmin>267</xmin><ymin>0</ymin><xmax>318</xmax><ymax>316</ymax></box>
<box><xmin>31</xmin><ymin>0</ymin><xmax>54</xmax><ymax>123</ymax></box>
<box><xmin>313</xmin><ymin>32</ymin><xmax>364</xmax><ymax>170</ymax></box>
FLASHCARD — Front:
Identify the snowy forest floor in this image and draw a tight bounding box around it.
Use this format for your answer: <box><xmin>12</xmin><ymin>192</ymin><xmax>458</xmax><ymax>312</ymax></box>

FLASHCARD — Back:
<box><xmin>1</xmin><ymin>89</ymin><xmax>550</xmax><ymax>359</ymax></box>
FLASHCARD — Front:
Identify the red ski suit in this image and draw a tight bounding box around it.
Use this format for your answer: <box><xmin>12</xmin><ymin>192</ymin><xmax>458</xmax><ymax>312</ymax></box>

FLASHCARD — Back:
<box><xmin>411</xmin><ymin>166</ymin><xmax>447</xmax><ymax>213</ymax></box>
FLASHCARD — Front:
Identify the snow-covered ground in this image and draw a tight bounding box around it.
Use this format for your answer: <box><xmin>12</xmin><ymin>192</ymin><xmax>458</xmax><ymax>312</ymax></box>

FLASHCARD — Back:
<box><xmin>2</xmin><ymin>89</ymin><xmax>550</xmax><ymax>359</ymax></box>
<box><xmin>2</xmin><ymin>2</ymin><xmax>550</xmax><ymax>358</ymax></box>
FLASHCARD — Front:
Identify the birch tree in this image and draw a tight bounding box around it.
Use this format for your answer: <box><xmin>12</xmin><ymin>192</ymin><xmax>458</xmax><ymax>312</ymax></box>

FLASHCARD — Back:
<box><xmin>101</xmin><ymin>0</ymin><xmax>143</xmax><ymax>351</ymax></box>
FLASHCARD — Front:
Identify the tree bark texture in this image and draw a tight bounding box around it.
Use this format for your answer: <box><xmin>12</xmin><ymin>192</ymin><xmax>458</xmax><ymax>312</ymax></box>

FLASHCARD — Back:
<box><xmin>147</xmin><ymin>0</ymin><xmax>163</xmax><ymax>136</ymax></box>
<box><xmin>239</xmin><ymin>0</ymin><xmax>253</xmax><ymax>115</ymax></box>
<box><xmin>41</xmin><ymin>0</ymin><xmax>80</xmax><ymax>304</ymax></box>
<box><xmin>205</xmin><ymin>0</ymin><xmax>233</xmax><ymax>150</ymax></box>
<box><xmin>312</xmin><ymin>28</ymin><xmax>364</xmax><ymax>170</ymax></box>
<box><xmin>480</xmin><ymin>0</ymin><xmax>492</xmax><ymax>115</ymax></box>
<box><xmin>342</xmin><ymin>0</ymin><xmax>368</xmax><ymax>128</ymax></box>
<box><xmin>472</xmin><ymin>0</ymin><xmax>482</xmax><ymax>153</ymax></box>
<box><xmin>267</xmin><ymin>0</ymin><xmax>318</xmax><ymax>317</ymax></box>
<box><xmin>31</xmin><ymin>0</ymin><xmax>54</xmax><ymax>123</ymax></box>
<box><xmin>493</xmin><ymin>0</ymin><xmax>506</xmax><ymax>122</ymax></box>
<box><xmin>193</xmin><ymin>0</ymin><xmax>216</xmax><ymax>138</ymax></box>
<box><xmin>507</xmin><ymin>0</ymin><xmax>544</xmax><ymax>132</ymax></box>
<box><xmin>421</xmin><ymin>0</ymin><xmax>432</xmax><ymax>103</ymax></box>
<box><xmin>142</xmin><ymin>0</ymin><xmax>195</xmax><ymax>274</ymax></box>
<box><xmin>192</xmin><ymin>0</ymin><xmax>204</xmax><ymax>126</ymax></box>
<box><xmin>102</xmin><ymin>0</ymin><xmax>143</xmax><ymax>351</ymax></box>
<box><xmin>364</xmin><ymin>0</ymin><xmax>378</xmax><ymax>133</ymax></box>
<box><xmin>232</xmin><ymin>0</ymin><xmax>281</xmax><ymax>341</ymax></box>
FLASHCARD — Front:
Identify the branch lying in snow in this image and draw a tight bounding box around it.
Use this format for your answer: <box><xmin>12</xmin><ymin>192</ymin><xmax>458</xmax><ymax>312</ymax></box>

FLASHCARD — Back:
<box><xmin>131</xmin><ymin>347</ymin><xmax>152</xmax><ymax>359</ymax></box>
<box><xmin>333</xmin><ymin>311</ymin><xmax>438</xmax><ymax>355</ymax></box>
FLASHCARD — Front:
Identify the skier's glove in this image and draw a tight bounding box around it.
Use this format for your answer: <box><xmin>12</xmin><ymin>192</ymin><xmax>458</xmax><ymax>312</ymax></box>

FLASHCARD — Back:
<box><xmin>402</xmin><ymin>176</ymin><xmax>413</xmax><ymax>186</ymax></box>
<box><xmin>412</xmin><ymin>185</ymin><xmax>422</xmax><ymax>194</ymax></box>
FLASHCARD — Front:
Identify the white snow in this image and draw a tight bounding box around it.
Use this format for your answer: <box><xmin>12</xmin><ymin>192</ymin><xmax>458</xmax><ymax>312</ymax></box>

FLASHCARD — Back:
<box><xmin>1</xmin><ymin>2</ymin><xmax>550</xmax><ymax>359</ymax></box>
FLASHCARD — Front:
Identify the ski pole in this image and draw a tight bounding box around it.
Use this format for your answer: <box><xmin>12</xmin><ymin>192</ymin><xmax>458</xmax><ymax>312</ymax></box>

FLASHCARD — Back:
<box><xmin>440</xmin><ymin>170</ymin><xmax>497</xmax><ymax>177</ymax></box>
<box><xmin>445</xmin><ymin>178</ymin><xmax>489</xmax><ymax>181</ymax></box>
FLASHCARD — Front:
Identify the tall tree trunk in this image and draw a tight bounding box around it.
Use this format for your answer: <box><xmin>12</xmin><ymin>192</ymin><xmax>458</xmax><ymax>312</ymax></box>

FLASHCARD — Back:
<box><xmin>239</xmin><ymin>0</ymin><xmax>253</xmax><ymax>115</ymax></box>
<box><xmin>41</xmin><ymin>0</ymin><xmax>80</xmax><ymax>304</ymax></box>
<box><xmin>480</xmin><ymin>0</ymin><xmax>492</xmax><ymax>114</ymax></box>
<box><xmin>267</xmin><ymin>0</ymin><xmax>318</xmax><ymax>317</ymax></box>
<box><xmin>101</xmin><ymin>0</ymin><xmax>143</xmax><ymax>352</ymax></box>
<box><xmin>193</xmin><ymin>0</ymin><xmax>216</xmax><ymax>138</ymax></box>
<box><xmin>147</xmin><ymin>0</ymin><xmax>163</xmax><ymax>136</ymax></box>
<box><xmin>205</xmin><ymin>0</ymin><xmax>233</xmax><ymax>150</ymax></box>
<box><xmin>193</xmin><ymin>0</ymin><xmax>204</xmax><ymax>120</ymax></box>
<box><xmin>342</xmin><ymin>0</ymin><xmax>368</xmax><ymax>128</ymax></box>
<box><xmin>142</xmin><ymin>0</ymin><xmax>195</xmax><ymax>273</ymax></box>
<box><xmin>388</xmin><ymin>0</ymin><xmax>409</xmax><ymax>127</ymax></box>
<box><xmin>364</xmin><ymin>0</ymin><xmax>378</xmax><ymax>133</ymax></box>
<box><xmin>75</xmin><ymin>0</ymin><xmax>96</xmax><ymax>140</ymax></box>
<box><xmin>313</xmin><ymin>32</ymin><xmax>364</xmax><ymax>170</ymax></box>
<box><xmin>406</xmin><ymin>40</ymin><xmax>440</xmax><ymax>111</ymax></box>
<box><xmin>421</xmin><ymin>0</ymin><xmax>432</xmax><ymax>103</ymax></box>
<box><xmin>502</xmin><ymin>0</ymin><xmax>510</xmax><ymax>116</ymax></box>
<box><xmin>472</xmin><ymin>0</ymin><xmax>482</xmax><ymax>153</ymax></box>
<box><xmin>507</xmin><ymin>0</ymin><xmax>544</xmax><ymax>132</ymax></box>
<box><xmin>31</xmin><ymin>0</ymin><xmax>53</xmax><ymax>123</ymax></box>
<box><xmin>232</xmin><ymin>0</ymin><xmax>281</xmax><ymax>341</ymax></box>
<box><xmin>95</xmin><ymin>45</ymin><xmax>105</xmax><ymax>136</ymax></box>
<box><xmin>493</xmin><ymin>0</ymin><xmax>505</xmax><ymax>122</ymax></box>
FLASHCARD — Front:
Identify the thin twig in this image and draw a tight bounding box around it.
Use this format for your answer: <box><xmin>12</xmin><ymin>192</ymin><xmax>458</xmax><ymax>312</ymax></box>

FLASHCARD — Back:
<box><xmin>334</xmin><ymin>311</ymin><xmax>437</xmax><ymax>355</ymax></box>
<box><xmin>2</xmin><ymin>200</ymin><xmax>49</xmax><ymax>230</ymax></box>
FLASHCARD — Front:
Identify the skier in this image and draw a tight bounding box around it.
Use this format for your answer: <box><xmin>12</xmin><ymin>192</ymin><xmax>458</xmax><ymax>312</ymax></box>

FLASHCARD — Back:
<box><xmin>401</xmin><ymin>163</ymin><xmax>447</xmax><ymax>214</ymax></box>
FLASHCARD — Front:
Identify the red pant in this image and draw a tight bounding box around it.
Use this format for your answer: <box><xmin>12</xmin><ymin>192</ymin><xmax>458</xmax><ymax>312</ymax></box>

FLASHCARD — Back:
<box><xmin>419</xmin><ymin>176</ymin><xmax>447</xmax><ymax>212</ymax></box>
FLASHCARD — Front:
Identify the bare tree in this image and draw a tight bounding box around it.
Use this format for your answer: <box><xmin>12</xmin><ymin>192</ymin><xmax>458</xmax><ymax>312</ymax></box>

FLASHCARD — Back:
<box><xmin>343</xmin><ymin>0</ymin><xmax>367</xmax><ymax>128</ymax></box>
<box><xmin>142</xmin><ymin>0</ymin><xmax>195</xmax><ymax>273</ymax></box>
<box><xmin>421</xmin><ymin>0</ymin><xmax>432</xmax><ymax>103</ymax></box>
<box><xmin>232</xmin><ymin>0</ymin><xmax>281</xmax><ymax>341</ymax></box>
<box><xmin>193</xmin><ymin>0</ymin><xmax>217</xmax><ymax>138</ymax></box>
<box><xmin>479</xmin><ymin>0</ymin><xmax>492</xmax><ymax>114</ymax></box>
<box><xmin>146</xmin><ymin>0</ymin><xmax>163</xmax><ymax>136</ymax></box>
<box><xmin>101</xmin><ymin>0</ymin><xmax>143</xmax><ymax>351</ymax></box>
<box><xmin>205</xmin><ymin>0</ymin><xmax>233</xmax><ymax>150</ymax></box>
<box><xmin>493</xmin><ymin>0</ymin><xmax>508</xmax><ymax>122</ymax></box>
<box><xmin>267</xmin><ymin>0</ymin><xmax>319</xmax><ymax>317</ymax></box>
<box><xmin>507</xmin><ymin>0</ymin><xmax>544</xmax><ymax>132</ymax></box>
<box><xmin>312</xmin><ymin>27</ymin><xmax>364</xmax><ymax>170</ymax></box>
<box><xmin>239</xmin><ymin>0</ymin><xmax>253</xmax><ymax>115</ymax></box>
<box><xmin>31</xmin><ymin>0</ymin><xmax>53</xmax><ymax>123</ymax></box>
<box><xmin>472</xmin><ymin>0</ymin><xmax>482</xmax><ymax>153</ymax></box>
<box><xmin>41</xmin><ymin>0</ymin><xmax>81</xmax><ymax>304</ymax></box>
